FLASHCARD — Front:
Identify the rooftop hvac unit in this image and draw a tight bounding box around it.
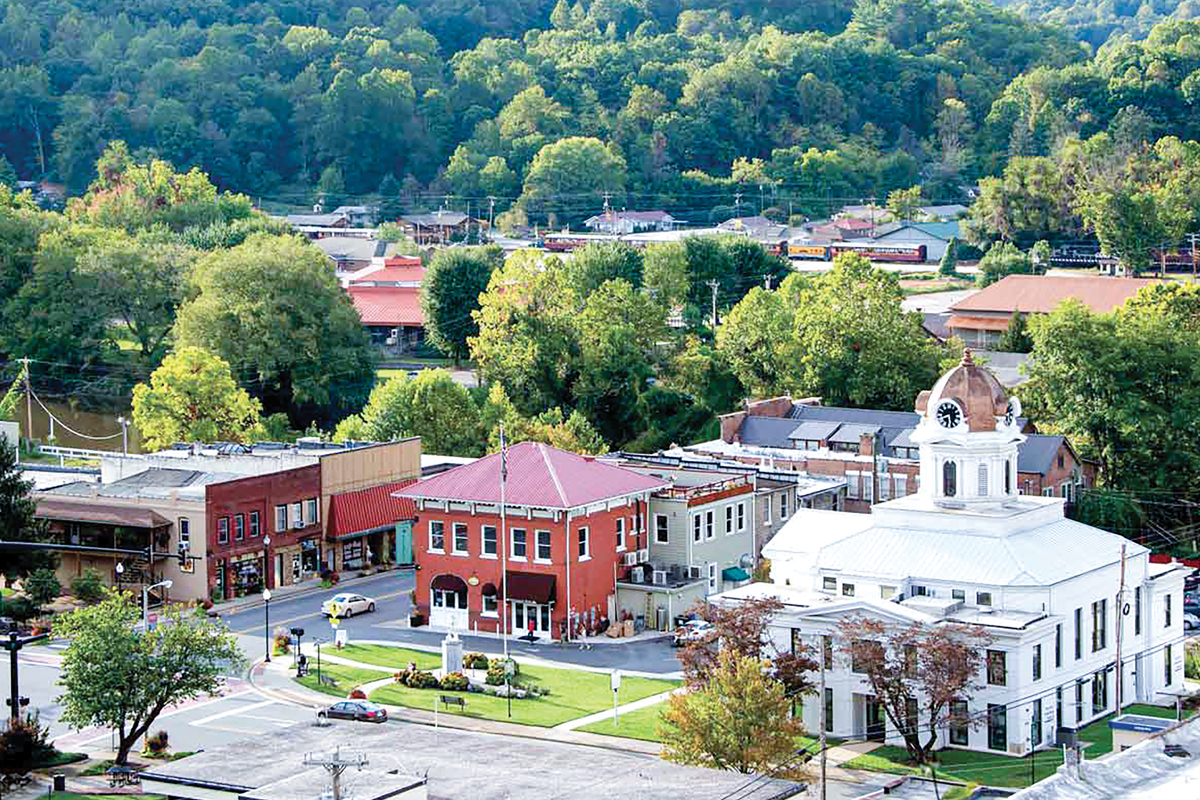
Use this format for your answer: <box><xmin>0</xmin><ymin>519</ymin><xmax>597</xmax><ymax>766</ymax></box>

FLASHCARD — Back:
<box><xmin>652</xmin><ymin>570</ymin><xmax>667</xmax><ymax>586</ymax></box>
<box><xmin>622</xmin><ymin>552</ymin><xmax>638</xmax><ymax>567</ymax></box>
<box><xmin>630</xmin><ymin>566</ymin><xmax>644</xmax><ymax>583</ymax></box>
<box><xmin>637</xmin><ymin>547</ymin><xmax>649</xmax><ymax>563</ymax></box>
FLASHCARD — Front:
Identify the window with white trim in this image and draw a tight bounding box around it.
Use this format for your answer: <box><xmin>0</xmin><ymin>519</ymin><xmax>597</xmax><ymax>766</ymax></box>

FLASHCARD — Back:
<box><xmin>511</xmin><ymin>528</ymin><xmax>527</xmax><ymax>559</ymax></box>
<box><xmin>306</xmin><ymin>498</ymin><xmax>319</xmax><ymax>525</ymax></box>
<box><xmin>725</xmin><ymin>505</ymin><xmax>733</xmax><ymax>535</ymax></box>
<box><xmin>846</xmin><ymin>471</ymin><xmax>860</xmax><ymax>499</ymax></box>
<box><xmin>737</xmin><ymin>502</ymin><xmax>746</xmax><ymax>531</ymax></box>
<box><xmin>482</xmin><ymin>593</ymin><xmax>498</xmax><ymax>616</ymax></box>
<box><xmin>274</xmin><ymin>504</ymin><xmax>287</xmax><ymax>532</ymax></box>
<box><xmin>291</xmin><ymin>502</ymin><xmax>302</xmax><ymax>527</ymax></box>
<box><xmin>178</xmin><ymin>518</ymin><xmax>191</xmax><ymax>549</ymax></box>
<box><xmin>249</xmin><ymin>511</ymin><xmax>260</xmax><ymax>537</ymax></box>
<box><xmin>578</xmin><ymin>527</ymin><xmax>590</xmax><ymax>559</ymax></box>
<box><xmin>779</xmin><ymin>493</ymin><xmax>788</xmax><ymax>519</ymax></box>
<box><xmin>217</xmin><ymin>517</ymin><xmax>229</xmax><ymax>544</ymax></box>
<box><xmin>705</xmin><ymin>510</ymin><xmax>714</xmax><ymax>539</ymax></box>
<box><xmin>452</xmin><ymin>522</ymin><xmax>468</xmax><ymax>554</ymax></box>
<box><xmin>823</xmin><ymin>576</ymin><xmax>836</xmax><ymax>591</ymax></box>
<box><xmin>863</xmin><ymin>472</ymin><xmax>874</xmax><ymax>502</ymax></box>
<box><xmin>692</xmin><ymin>513</ymin><xmax>701</xmax><ymax>542</ymax></box>
<box><xmin>482</xmin><ymin>525</ymin><xmax>497</xmax><ymax>556</ymax></box>
<box><xmin>429</xmin><ymin>520</ymin><xmax>445</xmax><ymax>552</ymax></box>
<box><xmin>707</xmin><ymin>562</ymin><xmax>717</xmax><ymax>593</ymax></box>
<box><xmin>536</xmin><ymin>529</ymin><xmax>551</xmax><ymax>561</ymax></box>
<box><xmin>234</xmin><ymin>513</ymin><xmax>245</xmax><ymax>541</ymax></box>
<box><xmin>895</xmin><ymin>474</ymin><xmax>908</xmax><ymax>496</ymax></box>
<box><xmin>877</xmin><ymin>471</ymin><xmax>890</xmax><ymax>500</ymax></box>
<box><xmin>655</xmin><ymin>514</ymin><xmax>669</xmax><ymax>544</ymax></box>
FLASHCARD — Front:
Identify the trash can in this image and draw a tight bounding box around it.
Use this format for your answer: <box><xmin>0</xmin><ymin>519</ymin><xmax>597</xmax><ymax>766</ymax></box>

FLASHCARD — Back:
<box><xmin>53</xmin><ymin>774</ymin><xmax>66</xmax><ymax>792</ymax></box>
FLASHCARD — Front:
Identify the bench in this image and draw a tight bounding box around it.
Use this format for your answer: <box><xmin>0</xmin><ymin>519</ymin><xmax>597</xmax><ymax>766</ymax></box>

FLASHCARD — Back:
<box><xmin>107</xmin><ymin>766</ymin><xmax>139</xmax><ymax>787</ymax></box>
<box><xmin>439</xmin><ymin>695</ymin><xmax>466</xmax><ymax>711</ymax></box>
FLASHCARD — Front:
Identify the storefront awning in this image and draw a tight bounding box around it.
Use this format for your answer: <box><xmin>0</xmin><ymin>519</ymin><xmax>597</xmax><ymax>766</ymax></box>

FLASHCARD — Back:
<box><xmin>480</xmin><ymin>582</ymin><xmax>498</xmax><ymax>597</ymax></box>
<box><xmin>505</xmin><ymin>571</ymin><xmax>556</xmax><ymax>604</ymax></box>
<box><xmin>722</xmin><ymin>566</ymin><xmax>751</xmax><ymax>582</ymax></box>
<box><xmin>431</xmin><ymin>574</ymin><xmax>468</xmax><ymax>592</ymax></box>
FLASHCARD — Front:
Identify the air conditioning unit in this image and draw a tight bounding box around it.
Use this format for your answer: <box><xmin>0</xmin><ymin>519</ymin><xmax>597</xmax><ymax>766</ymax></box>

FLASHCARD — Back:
<box><xmin>652</xmin><ymin>570</ymin><xmax>667</xmax><ymax>586</ymax></box>
<box><xmin>637</xmin><ymin>548</ymin><xmax>649</xmax><ymax>563</ymax></box>
<box><xmin>687</xmin><ymin>565</ymin><xmax>703</xmax><ymax>580</ymax></box>
<box><xmin>1008</xmin><ymin>743</ymin><xmax>1027</xmax><ymax>756</ymax></box>
<box><xmin>385</xmin><ymin>337</ymin><xmax>397</xmax><ymax>346</ymax></box>
<box><xmin>293</xmin><ymin>520</ymin><xmax>304</xmax><ymax>529</ymax></box>
<box><xmin>622</xmin><ymin>552</ymin><xmax>638</xmax><ymax>567</ymax></box>
<box><xmin>631</xmin><ymin>566</ymin><xmax>644</xmax><ymax>583</ymax></box>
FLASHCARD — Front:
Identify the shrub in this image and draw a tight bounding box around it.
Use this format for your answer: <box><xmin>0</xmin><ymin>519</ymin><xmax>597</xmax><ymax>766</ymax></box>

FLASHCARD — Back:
<box><xmin>0</xmin><ymin>715</ymin><xmax>55</xmax><ymax>773</ymax></box>
<box><xmin>403</xmin><ymin>670</ymin><xmax>439</xmax><ymax>689</ymax></box>
<box><xmin>485</xmin><ymin>658</ymin><xmax>518</xmax><ymax>686</ymax></box>
<box><xmin>440</xmin><ymin>672</ymin><xmax>469</xmax><ymax>691</ymax></box>
<box><xmin>348</xmin><ymin>688</ymin><xmax>367</xmax><ymax>700</ymax></box>
<box><xmin>464</xmin><ymin>652</ymin><xmax>490</xmax><ymax>670</ymax></box>
<box><xmin>0</xmin><ymin>596</ymin><xmax>37</xmax><ymax>622</ymax></box>
<box><xmin>144</xmin><ymin>730</ymin><xmax>169</xmax><ymax>755</ymax></box>
<box><xmin>273</xmin><ymin>627</ymin><xmax>291</xmax><ymax>652</ymax></box>
<box><xmin>1186</xmin><ymin>642</ymin><xmax>1200</xmax><ymax>681</ymax></box>
<box><xmin>25</xmin><ymin>569</ymin><xmax>61</xmax><ymax>606</ymax></box>
<box><xmin>70</xmin><ymin>569</ymin><xmax>105</xmax><ymax>602</ymax></box>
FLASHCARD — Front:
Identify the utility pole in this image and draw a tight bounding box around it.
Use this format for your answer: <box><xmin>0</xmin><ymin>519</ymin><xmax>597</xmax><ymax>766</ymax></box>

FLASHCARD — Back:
<box><xmin>20</xmin><ymin>356</ymin><xmax>31</xmax><ymax>453</ymax></box>
<box><xmin>763</xmin><ymin>274</ymin><xmax>773</xmax><ymax>290</ymax></box>
<box><xmin>707</xmin><ymin>279</ymin><xmax>720</xmax><ymax>331</ymax></box>
<box><xmin>819</xmin><ymin>635</ymin><xmax>827</xmax><ymax>800</ymax></box>
<box><xmin>734</xmin><ymin>192</ymin><xmax>742</xmax><ymax>219</ymax></box>
<box><xmin>602</xmin><ymin>190</ymin><xmax>612</xmax><ymax>215</ymax></box>
<box><xmin>1114</xmin><ymin>544</ymin><xmax>1127</xmax><ymax>716</ymax></box>
<box><xmin>499</xmin><ymin>423</ymin><xmax>510</xmax><ymax>718</ymax></box>
<box><xmin>4</xmin><ymin>625</ymin><xmax>48</xmax><ymax>720</ymax></box>
<box><xmin>1188</xmin><ymin>232</ymin><xmax>1198</xmax><ymax>280</ymax></box>
<box><xmin>488</xmin><ymin>196</ymin><xmax>496</xmax><ymax>234</ymax></box>
<box><xmin>303</xmin><ymin>746</ymin><xmax>367</xmax><ymax>800</ymax></box>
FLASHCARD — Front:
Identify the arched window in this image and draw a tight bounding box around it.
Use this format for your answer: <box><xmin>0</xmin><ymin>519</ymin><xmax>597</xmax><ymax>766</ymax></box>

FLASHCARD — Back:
<box><xmin>943</xmin><ymin>460</ymin><xmax>957</xmax><ymax>497</ymax></box>
<box><xmin>977</xmin><ymin>463</ymin><xmax>989</xmax><ymax>496</ymax></box>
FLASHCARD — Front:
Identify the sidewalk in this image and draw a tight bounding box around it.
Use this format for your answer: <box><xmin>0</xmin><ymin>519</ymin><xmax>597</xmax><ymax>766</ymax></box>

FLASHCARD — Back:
<box><xmin>211</xmin><ymin>567</ymin><xmax>412</xmax><ymax>615</ymax></box>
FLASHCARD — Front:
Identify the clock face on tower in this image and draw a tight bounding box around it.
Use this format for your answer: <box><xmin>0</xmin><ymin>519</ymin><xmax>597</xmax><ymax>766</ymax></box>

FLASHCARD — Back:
<box><xmin>935</xmin><ymin>400</ymin><xmax>962</xmax><ymax>429</ymax></box>
<box><xmin>1004</xmin><ymin>397</ymin><xmax>1022</xmax><ymax>428</ymax></box>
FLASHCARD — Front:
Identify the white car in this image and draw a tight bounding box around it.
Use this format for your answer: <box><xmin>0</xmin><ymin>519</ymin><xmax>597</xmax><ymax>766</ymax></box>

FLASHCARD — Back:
<box><xmin>1184</xmin><ymin>612</ymin><xmax>1199</xmax><ymax>633</ymax></box>
<box><xmin>321</xmin><ymin>593</ymin><xmax>376</xmax><ymax>618</ymax></box>
<box><xmin>674</xmin><ymin>619</ymin><xmax>715</xmax><ymax>647</ymax></box>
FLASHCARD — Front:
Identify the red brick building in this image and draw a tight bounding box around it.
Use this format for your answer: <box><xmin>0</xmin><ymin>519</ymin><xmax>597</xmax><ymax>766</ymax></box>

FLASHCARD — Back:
<box><xmin>397</xmin><ymin>442</ymin><xmax>666</xmax><ymax>640</ymax></box>
<box><xmin>207</xmin><ymin>465</ymin><xmax>323</xmax><ymax>599</ymax></box>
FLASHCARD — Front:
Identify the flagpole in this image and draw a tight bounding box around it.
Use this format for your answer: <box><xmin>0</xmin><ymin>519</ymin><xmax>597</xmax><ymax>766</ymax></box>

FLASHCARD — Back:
<box><xmin>500</xmin><ymin>424</ymin><xmax>509</xmax><ymax>664</ymax></box>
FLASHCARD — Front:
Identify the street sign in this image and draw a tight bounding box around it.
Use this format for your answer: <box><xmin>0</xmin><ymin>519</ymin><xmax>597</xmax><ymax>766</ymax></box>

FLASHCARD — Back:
<box><xmin>611</xmin><ymin>669</ymin><xmax>621</xmax><ymax>726</ymax></box>
<box><xmin>334</xmin><ymin>629</ymin><xmax>348</xmax><ymax>648</ymax></box>
<box><xmin>329</xmin><ymin>616</ymin><xmax>340</xmax><ymax>629</ymax></box>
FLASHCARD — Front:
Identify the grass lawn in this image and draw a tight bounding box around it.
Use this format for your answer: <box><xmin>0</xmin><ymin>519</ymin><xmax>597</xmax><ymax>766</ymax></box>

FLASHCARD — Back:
<box><xmin>33</xmin><ymin>750</ymin><xmax>88</xmax><ymax>768</ymax></box>
<box><xmin>295</xmin><ymin>663</ymin><xmax>389</xmax><ymax>698</ymax></box>
<box><xmin>842</xmin><ymin>703</ymin><xmax>1182</xmax><ymax>788</ymax></box>
<box><xmin>335</xmin><ymin>643</ymin><xmax>440</xmax><ymax>670</ymax></box>
<box><xmin>577</xmin><ymin>702</ymin><xmax>667</xmax><ymax>741</ymax></box>
<box><xmin>371</xmin><ymin>664</ymin><xmax>679</xmax><ymax>728</ymax></box>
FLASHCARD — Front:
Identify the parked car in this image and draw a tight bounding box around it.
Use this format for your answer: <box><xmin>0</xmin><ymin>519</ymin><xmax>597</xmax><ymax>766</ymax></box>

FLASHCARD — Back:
<box><xmin>1185</xmin><ymin>612</ymin><xmax>1200</xmax><ymax>633</ymax></box>
<box><xmin>321</xmin><ymin>593</ymin><xmax>376</xmax><ymax>617</ymax></box>
<box><xmin>1184</xmin><ymin>598</ymin><xmax>1200</xmax><ymax>618</ymax></box>
<box><xmin>318</xmin><ymin>700</ymin><xmax>388</xmax><ymax>723</ymax></box>
<box><xmin>673</xmin><ymin>619</ymin><xmax>714</xmax><ymax>647</ymax></box>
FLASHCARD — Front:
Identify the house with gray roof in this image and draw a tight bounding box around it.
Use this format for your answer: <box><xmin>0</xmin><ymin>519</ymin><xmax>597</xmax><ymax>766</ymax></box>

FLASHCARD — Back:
<box><xmin>696</xmin><ymin>393</ymin><xmax>1090</xmax><ymax>513</ymax></box>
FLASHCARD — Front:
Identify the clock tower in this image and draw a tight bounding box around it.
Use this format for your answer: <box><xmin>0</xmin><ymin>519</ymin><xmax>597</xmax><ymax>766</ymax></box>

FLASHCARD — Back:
<box><xmin>911</xmin><ymin>349</ymin><xmax>1025</xmax><ymax>506</ymax></box>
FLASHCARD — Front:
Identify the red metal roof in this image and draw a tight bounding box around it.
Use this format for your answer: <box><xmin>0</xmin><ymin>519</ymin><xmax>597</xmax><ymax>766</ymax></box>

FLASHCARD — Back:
<box><xmin>327</xmin><ymin>480</ymin><xmax>417</xmax><ymax>539</ymax></box>
<box><xmin>395</xmin><ymin>442</ymin><xmax>667</xmax><ymax>510</ymax></box>
<box><xmin>348</xmin><ymin>286</ymin><xmax>424</xmax><ymax>326</ymax></box>
<box><xmin>951</xmin><ymin>275</ymin><xmax>1157</xmax><ymax>315</ymax></box>
<box><xmin>350</xmin><ymin>265</ymin><xmax>426</xmax><ymax>284</ymax></box>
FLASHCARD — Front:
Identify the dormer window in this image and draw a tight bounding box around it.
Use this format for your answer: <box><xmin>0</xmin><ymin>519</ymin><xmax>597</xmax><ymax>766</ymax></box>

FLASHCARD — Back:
<box><xmin>943</xmin><ymin>460</ymin><xmax>957</xmax><ymax>497</ymax></box>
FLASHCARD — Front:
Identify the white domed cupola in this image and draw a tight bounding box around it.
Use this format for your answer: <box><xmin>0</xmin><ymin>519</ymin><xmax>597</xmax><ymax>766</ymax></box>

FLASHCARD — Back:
<box><xmin>911</xmin><ymin>349</ymin><xmax>1025</xmax><ymax>506</ymax></box>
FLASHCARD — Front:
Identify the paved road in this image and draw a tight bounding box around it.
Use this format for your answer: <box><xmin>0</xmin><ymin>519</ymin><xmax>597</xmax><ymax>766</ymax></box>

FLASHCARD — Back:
<box><xmin>220</xmin><ymin>570</ymin><xmax>682</xmax><ymax>674</ymax></box>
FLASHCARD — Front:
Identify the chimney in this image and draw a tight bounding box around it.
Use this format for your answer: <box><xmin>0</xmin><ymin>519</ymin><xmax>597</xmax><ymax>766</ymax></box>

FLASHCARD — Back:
<box><xmin>719</xmin><ymin>411</ymin><xmax>747</xmax><ymax>444</ymax></box>
<box><xmin>859</xmin><ymin>433</ymin><xmax>874</xmax><ymax>457</ymax></box>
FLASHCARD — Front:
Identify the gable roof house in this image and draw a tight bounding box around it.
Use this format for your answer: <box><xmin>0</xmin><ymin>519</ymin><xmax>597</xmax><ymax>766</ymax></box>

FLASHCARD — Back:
<box><xmin>870</xmin><ymin>221</ymin><xmax>961</xmax><ymax>261</ymax></box>
<box><xmin>345</xmin><ymin>257</ymin><xmax>427</xmax><ymax>352</ymax></box>
<box><xmin>946</xmin><ymin>275</ymin><xmax>1156</xmax><ymax>350</ymax></box>
<box><xmin>584</xmin><ymin>210</ymin><xmax>678</xmax><ymax>234</ymax></box>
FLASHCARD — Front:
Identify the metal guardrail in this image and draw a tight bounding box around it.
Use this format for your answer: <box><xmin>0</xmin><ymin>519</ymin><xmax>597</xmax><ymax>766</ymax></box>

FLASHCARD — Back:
<box><xmin>39</xmin><ymin>445</ymin><xmax>139</xmax><ymax>460</ymax></box>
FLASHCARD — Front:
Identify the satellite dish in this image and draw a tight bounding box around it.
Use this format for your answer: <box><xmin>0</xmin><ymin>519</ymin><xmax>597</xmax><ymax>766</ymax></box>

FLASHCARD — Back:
<box><xmin>739</xmin><ymin>553</ymin><xmax>754</xmax><ymax>570</ymax></box>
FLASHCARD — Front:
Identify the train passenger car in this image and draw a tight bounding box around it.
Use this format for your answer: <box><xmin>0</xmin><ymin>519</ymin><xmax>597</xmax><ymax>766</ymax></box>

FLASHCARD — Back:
<box><xmin>542</xmin><ymin>232</ymin><xmax>620</xmax><ymax>251</ymax></box>
<box><xmin>788</xmin><ymin>242</ymin><xmax>831</xmax><ymax>260</ymax></box>
<box><xmin>829</xmin><ymin>241</ymin><xmax>927</xmax><ymax>263</ymax></box>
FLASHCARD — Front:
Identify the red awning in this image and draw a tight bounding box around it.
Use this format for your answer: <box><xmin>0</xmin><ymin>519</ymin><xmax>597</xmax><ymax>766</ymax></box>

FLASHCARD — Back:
<box><xmin>505</xmin><ymin>571</ymin><xmax>556</xmax><ymax>604</ymax></box>
<box><xmin>431</xmin><ymin>574</ymin><xmax>467</xmax><ymax>592</ymax></box>
<box><xmin>480</xmin><ymin>582</ymin><xmax>498</xmax><ymax>597</ymax></box>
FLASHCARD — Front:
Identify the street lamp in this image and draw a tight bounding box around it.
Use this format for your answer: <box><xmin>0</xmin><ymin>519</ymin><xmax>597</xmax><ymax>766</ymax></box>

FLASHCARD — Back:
<box><xmin>263</xmin><ymin>535</ymin><xmax>271</xmax><ymax>590</ymax></box>
<box><xmin>115</xmin><ymin>562</ymin><xmax>124</xmax><ymax>595</ymax></box>
<box><xmin>263</xmin><ymin>588</ymin><xmax>272</xmax><ymax>663</ymax></box>
<box><xmin>142</xmin><ymin>579</ymin><xmax>173</xmax><ymax>632</ymax></box>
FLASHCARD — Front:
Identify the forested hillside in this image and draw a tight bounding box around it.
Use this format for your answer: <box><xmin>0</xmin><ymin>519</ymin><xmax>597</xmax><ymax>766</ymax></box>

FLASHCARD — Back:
<box><xmin>995</xmin><ymin>0</ymin><xmax>1200</xmax><ymax>49</ymax></box>
<box><xmin>0</xmin><ymin>0</ymin><xmax>1084</xmax><ymax>222</ymax></box>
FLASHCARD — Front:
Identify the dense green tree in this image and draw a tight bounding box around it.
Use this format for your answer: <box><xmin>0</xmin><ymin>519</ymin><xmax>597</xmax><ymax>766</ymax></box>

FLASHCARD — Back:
<box><xmin>0</xmin><ymin>441</ymin><xmax>55</xmax><ymax>585</ymax></box>
<box><xmin>995</xmin><ymin>311</ymin><xmax>1033</xmax><ymax>353</ymax></box>
<box><xmin>0</xmin><ymin>154</ymin><xmax>15</xmax><ymax>188</ymax></box>
<box><xmin>173</xmin><ymin>234</ymin><xmax>375</xmax><ymax>427</ymax></box>
<box><xmin>938</xmin><ymin>237</ymin><xmax>959</xmax><ymax>275</ymax></box>
<box><xmin>56</xmin><ymin>592</ymin><xmax>244</xmax><ymax>766</ymax></box>
<box><xmin>643</xmin><ymin>242</ymin><xmax>691</xmax><ymax>310</ymax></box>
<box><xmin>132</xmin><ymin>347</ymin><xmax>263</xmax><ymax>450</ymax></box>
<box><xmin>316</xmin><ymin>164</ymin><xmax>346</xmax><ymax>209</ymax></box>
<box><xmin>420</xmin><ymin>246</ymin><xmax>499</xmax><ymax>362</ymax></box>
<box><xmin>1023</xmin><ymin>299</ymin><xmax>1200</xmax><ymax>495</ymax></box>
<box><xmin>333</xmin><ymin>369</ymin><xmax>482</xmax><ymax>457</ymax></box>
<box><xmin>563</xmin><ymin>242</ymin><xmax>643</xmax><ymax>298</ymax></box>
<box><xmin>976</xmin><ymin>241</ymin><xmax>1033</xmax><ymax>287</ymax></box>
<box><xmin>716</xmin><ymin>286</ymin><xmax>800</xmax><ymax>398</ymax></box>
<box><xmin>520</xmin><ymin>137</ymin><xmax>627</xmax><ymax>223</ymax></box>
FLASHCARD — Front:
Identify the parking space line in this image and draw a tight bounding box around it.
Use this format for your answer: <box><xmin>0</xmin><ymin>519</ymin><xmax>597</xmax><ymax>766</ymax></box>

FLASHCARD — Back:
<box><xmin>192</xmin><ymin>699</ymin><xmax>278</xmax><ymax>726</ymax></box>
<box><xmin>54</xmin><ymin>690</ymin><xmax>254</xmax><ymax>746</ymax></box>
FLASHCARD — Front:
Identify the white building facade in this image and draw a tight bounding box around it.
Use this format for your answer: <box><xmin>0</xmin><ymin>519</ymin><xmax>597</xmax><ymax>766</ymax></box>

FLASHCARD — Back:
<box><xmin>715</xmin><ymin>352</ymin><xmax>1187</xmax><ymax>756</ymax></box>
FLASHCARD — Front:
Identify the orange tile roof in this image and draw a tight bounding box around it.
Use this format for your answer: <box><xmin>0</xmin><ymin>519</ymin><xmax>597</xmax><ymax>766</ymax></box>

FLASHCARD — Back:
<box><xmin>350</xmin><ymin>265</ymin><xmax>425</xmax><ymax>284</ymax></box>
<box><xmin>951</xmin><ymin>275</ymin><xmax>1157</xmax><ymax>315</ymax></box>
<box><xmin>348</xmin><ymin>286</ymin><xmax>424</xmax><ymax>326</ymax></box>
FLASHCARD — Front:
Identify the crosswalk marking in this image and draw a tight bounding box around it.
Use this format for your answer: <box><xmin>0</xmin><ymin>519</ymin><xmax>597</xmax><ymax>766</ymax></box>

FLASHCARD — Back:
<box><xmin>192</xmin><ymin>698</ymin><xmax>278</xmax><ymax>726</ymax></box>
